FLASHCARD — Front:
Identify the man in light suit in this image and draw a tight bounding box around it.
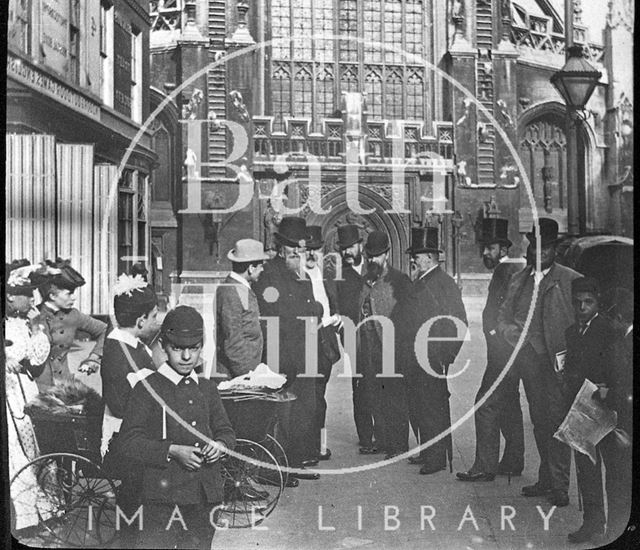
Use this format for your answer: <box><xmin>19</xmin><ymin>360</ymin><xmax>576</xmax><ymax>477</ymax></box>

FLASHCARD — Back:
<box><xmin>216</xmin><ymin>239</ymin><xmax>270</xmax><ymax>378</ymax></box>
<box><xmin>497</xmin><ymin>218</ymin><xmax>580</xmax><ymax>506</ymax></box>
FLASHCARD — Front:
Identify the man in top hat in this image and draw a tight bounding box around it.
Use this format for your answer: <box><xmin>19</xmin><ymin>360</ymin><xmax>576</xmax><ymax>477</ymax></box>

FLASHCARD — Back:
<box><xmin>117</xmin><ymin>306</ymin><xmax>235</xmax><ymax>550</ymax></box>
<box><xmin>332</xmin><ymin>224</ymin><xmax>377</xmax><ymax>454</ymax></box>
<box><xmin>34</xmin><ymin>259</ymin><xmax>107</xmax><ymax>390</ymax></box>
<box><xmin>216</xmin><ymin>239</ymin><xmax>270</xmax><ymax>378</ymax></box>
<box><xmin>356</xmin><ymin>231</ymin><xmax>412</xmax><ymax>459</ymax></box>
<box><xmin>301</xmin><ymin>226</ymin><xmax>342</xmax><ymax>464</ymax></box>
<box><xmin>497</xmin><ymin>218</ymin><xmax>580</xmax><ymax>505</ymax></box>
<box><xmin>457</xmin><ymin>218</ymin><xmax>525</xmax><ymax>482</ymax></box>
<box><xmin>399</xmin><ymin>227</ymin><xmax>467</xmax><ymax>474</ymax></box>
<box><xmin>253</xmin><ymin>216</ymin><xmax>322</xmax><ymax>480</ymax></box>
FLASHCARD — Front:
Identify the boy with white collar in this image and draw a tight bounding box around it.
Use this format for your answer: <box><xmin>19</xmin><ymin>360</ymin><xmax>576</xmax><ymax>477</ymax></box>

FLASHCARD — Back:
<box><xmin>117</xmin><ymin>306</ymin><xmax>235</xmax><ymax>549</ymax></box>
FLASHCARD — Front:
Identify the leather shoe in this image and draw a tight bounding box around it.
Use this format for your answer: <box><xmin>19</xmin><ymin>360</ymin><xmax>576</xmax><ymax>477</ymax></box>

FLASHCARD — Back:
<box><xmin>318</xmin><ymin>449</ymin><xmax>332</xmax><ymax>461</ymax></box>
<box><xmin>408</xmin><ymin>456</ymin><xmax>425</xmax><ymax>465</ymax></box>
<box><xmin>547</xmin><ymin>491</ymin><xmax>569</xmax><ymax>507</ymax></box>
<box><xmin>521</xmin><ymin>483</ymin><xmax>552</xmax><ymax>497</ymax></box>
<box><xmin>284</xmin><ymin>477</ymin><xmax>300</xmax><ymax>488</ymax></box>
<box><xmin>567</xmin><ymin>525</ymin><xmax>604</xmax><ymax>544</ymax></box>
<box><xmin>290</xmin><ymin>469</ymin><xmax>320</xmax><ymax>481</ymax></box>
<box><xmin>419</xmin><ymin>464</ymin><xmax>446</xmax><ymax>475</ymax></box>
<box><xmin>301</xmin><ymin>458</ymin><xmax>319</xmax><ymax>467</ymax></box>
<box><xmin>456</xmin><ymin>471</ymin><xmax>495</xmax><ymax>482</ymax></box>
<box><xmin>359</xmin><ymin>446</ymin><xmax>379</xmax><ymax>455</ymax></box>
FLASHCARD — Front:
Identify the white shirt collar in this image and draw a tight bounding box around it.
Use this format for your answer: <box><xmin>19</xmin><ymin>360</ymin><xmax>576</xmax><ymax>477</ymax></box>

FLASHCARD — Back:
<box><xmin>157</xmin><ymin>362</ymin><xmax>199</xmax><ymax>385</ymax></box>
<box><xmin>530</xmin><ymin>265</ymin><xmax>552</xmax><ymax>277</ymax></box>
<box><xmin>352</xmin><ymin>261</ymin><xmax>364</xmax><ymax>275</ymax></box>
<box><xmin>419</xmin><ymin>264</ymin><xmax>439</xmax><ymax>280</ymax></box>
<box><xmin>228</xmin><ymin>271</ymin><xmax>251</xmax><ymax>289</ymax></box>
<box><xmin>44</xmin><ymin>301</ymin><xmax>60</xmax><ymax>312</ymax></box>
<box><xmin>108</xmin><ymin>327</ymin><xmax>152</xmax><ymax>356</ymax></box>
<box><xmin>582</xmin><ymin>312</ymin><xmax>598</xmax><ymax>328</ymax></box>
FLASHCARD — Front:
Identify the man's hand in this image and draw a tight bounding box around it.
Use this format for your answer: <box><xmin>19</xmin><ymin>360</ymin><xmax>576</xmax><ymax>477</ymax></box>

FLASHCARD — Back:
<box><xmin>78</xmin><ymin>357</ymin><xmax>100</xmax><ymax>374</ymax></box>
<box><xmin>200</xmin><ymin>440</ymin><xmax>227</xmax><ymax>463</ymax></box>
<box><xmin>168</xmin><ymin>445</ymin><xmax>204</xmax><ymax>471</ymax></box>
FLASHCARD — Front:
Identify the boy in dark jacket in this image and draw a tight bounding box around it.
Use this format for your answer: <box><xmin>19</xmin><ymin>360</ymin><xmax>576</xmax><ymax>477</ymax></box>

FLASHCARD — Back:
<box><xmin>117</xmin><ymin>306</ymin><xmax>235</xmax><ymax>549</ymax></box>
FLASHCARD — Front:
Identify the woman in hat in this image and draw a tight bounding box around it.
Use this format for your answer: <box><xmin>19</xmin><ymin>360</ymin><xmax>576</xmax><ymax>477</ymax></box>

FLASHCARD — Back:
<box><xmin>33</xmin><ymin>259</ymin><xmax>107</xmax><ymax>390</ymax></box>
<box><xmin>4</xmin><ymin>260</ymin><xmax>58</xmax><ymax>532</ymax></box>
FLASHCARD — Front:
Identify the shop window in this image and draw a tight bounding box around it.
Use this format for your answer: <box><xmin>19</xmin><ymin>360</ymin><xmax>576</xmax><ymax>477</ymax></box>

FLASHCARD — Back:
<box><xmin>131</xmin><ymin>26</ymin><xmax>143</xmax><ymax>123</ymax></box>
<box><xmin>69</xmin><ymin>0</ymin><xmax>81</xmax><ymax>84</ymax></box>
<box><xmin>118</xmin><ymin>170</ymin><xmax>148</xmax><ymax>274</ymax></box>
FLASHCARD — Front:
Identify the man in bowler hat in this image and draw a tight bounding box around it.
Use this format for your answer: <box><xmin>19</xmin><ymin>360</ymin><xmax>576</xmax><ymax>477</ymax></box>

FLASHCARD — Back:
<box><xmin>457</xmin><ymin>218</ymin><xmax>525</xmax><ymax>482</ymax></box>
<box><xmin>253</xmin><ymin>216</ymin><xmax>322</xmax><ymax>480</ymax></box>
<box><xmin>399</xmin><ymin>227</ymin><xmax>467</xmax><ymax>474</ymax></box>
<box><xmin>332</xmin><ymin>224</ymin><xmax>378</xmax><ymax>453</ymax></box>
<box><xmin>497</xmin><ymin>218</ymin><xmax>580</xmax><ymax>506</ymax></box>
<box><xmin>356</xmin><ymin>231</ymin><xmax>412</xmax><ymax>459</ymax></box>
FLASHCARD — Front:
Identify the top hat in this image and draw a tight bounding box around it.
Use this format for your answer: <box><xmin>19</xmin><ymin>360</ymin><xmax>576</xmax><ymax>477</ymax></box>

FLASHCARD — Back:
<box><xmin>306</xmin><ymin>226</ymin><xmax>324</xmax><ymax>250</ymax></box>
<box><xmin>480</xmin><ymin>218</ymin><xmax>512</xmax><ymax>247</ymax></box>
<box><xmin>572</xmin><ymin>276</ymin><xmax>600</xmax><ymax>296</ymax></box>
<box><xmin>406</xmin><ymin>227</ymin><xmax>442</xmax><ymax>255</ymax></box>
<box><xmin>364</xmin><ymin>231</ymin><xmax>390</xmax><ymax>257</ymax></box>
<box><xmin>113</xmin><ymin>274</ymin><xmax>158</xmax><ymax>315</ymax></box>
<box><xmin>227</xmin><ymin>239</ymin><xmax>270</xmax><ymax>263</ymax></box>
<box><xmin>336</xmin><ymin>224</ymin><xmax>362</xmax><ymax>250</ymax></box>
<box><xmin>161</xmin><ymin>305</ymin><xmax>204</xmax><ymax>347</ymax></box>
<box><xmin>274</xmin><ymin>217</ymin><xmax>308</xmax><ymax>248</ymax></box>
<box><xmin>526</xmin><ymin>218</ymin><xmax>559</xmax><ymax>247</ymax></box>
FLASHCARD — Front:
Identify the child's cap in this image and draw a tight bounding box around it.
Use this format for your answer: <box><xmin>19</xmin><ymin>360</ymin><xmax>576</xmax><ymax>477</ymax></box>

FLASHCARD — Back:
<box><xmin>571</xmin><ymin>276</ymin><xmax>600</xmax><ymax>296</ymax></box>
<box><xmin>161</xmin><ymin>306</ymin><xmax>204</xmax><ymax>346</ymax></box>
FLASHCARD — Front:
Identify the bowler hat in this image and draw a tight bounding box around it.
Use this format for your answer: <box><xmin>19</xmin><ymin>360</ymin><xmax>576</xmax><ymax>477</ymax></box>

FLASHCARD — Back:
<box><xmin>274</xmin><ymin>217</ymin><xmax>308</xmax><ymax>248</ymax></box>
<box><xmin>336</xmin><ymin>224</ymin><xmax>362</xmax><ymax>249</ymax></box>
<box><xmin>526</xmin><ymin>218</ymin><xmax>559</xmax><ymax>247</ymax></box>
<box><xmin>364</xmin><ymin>231</ymin><xmax>390</xmax><ymax>257</ymax></box>
<box><xmin>227</xmin><ymin>239</ymin><xmax>270</xmax><ymax>263</ymax></box>
<box><xmin>480</xmin><ymin>218</ymin><xmax>512</xmax><ymax>247</ymax></box>
<box><xmin>306</xmin><ymin>226</ymin><xmax>324</xmax><ymax>250</ymax></box>
<box><xmin>572</xmin><ymin>276</ymin><xmax>600</xmax><ymax>296</ymax></box>
<box><xmin>161</xmin><ymin>305</ymin><xmax>204</xmax><ymax>347</ymax></box>
<box><xmin>406</xmin><ymin>227</ymin><xmax>442</xmax><ymax>255</ymax></box>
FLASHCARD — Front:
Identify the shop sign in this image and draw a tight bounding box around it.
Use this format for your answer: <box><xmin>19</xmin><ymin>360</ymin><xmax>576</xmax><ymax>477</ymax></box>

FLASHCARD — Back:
<box><xmin>113</xmin><ymin>17</ymin><xmax>132</xmax><ymax>117</ymax></box>
<box><xmin>41</xmin><ymin>0</ymin><xmax>70</xmax><ymax>75</ymax></box>
<box><xmin>7</xmin><ymin>54</ymin><xmax>100</xmax><ymax>120</ymax></box>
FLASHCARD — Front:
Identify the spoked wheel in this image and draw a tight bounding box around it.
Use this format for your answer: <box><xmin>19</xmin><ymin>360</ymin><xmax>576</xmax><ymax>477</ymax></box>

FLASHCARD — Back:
<box><xmin>263</xmin><ymin>434</ymin><xmax>290</xmax><ymax>486</ymax></box>
<box><xmin>10</xmin><ymin>453</ymin><xmax>118</xmax><ymax>548</ymax></box>
<box><xmin>214</xmin><ymin>438</ymin><xmax>283</xmax><ymax>528</ymax></box>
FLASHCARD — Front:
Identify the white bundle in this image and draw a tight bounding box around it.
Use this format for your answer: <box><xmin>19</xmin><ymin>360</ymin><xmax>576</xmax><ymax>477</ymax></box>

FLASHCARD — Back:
<box><xmin>5</xmin><ymin>317</ymin><xmax>50</xmax><ymax>366</ymax></box>
<box><xmin>218</xmin><ymin>363</ymin><xmax>286</xmax><ymax>391</ymax></box>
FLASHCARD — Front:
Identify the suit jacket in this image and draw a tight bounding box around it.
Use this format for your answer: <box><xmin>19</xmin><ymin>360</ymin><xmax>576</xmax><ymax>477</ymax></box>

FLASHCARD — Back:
<box><xmin>400</xmin><ymin>266</ymin><xmax>468</xmax><ymax>374</ymax></box>
<box><xmin>564</xmin><ymin>315</ymin><xmax>616</xmax><ymax>397</ymax></box>
<box><xmin>253</xmin><ymin>256</ymin><xmax>323</xmax><ymax>381</ymax></box>
<box><xmin>117</xmin><ymin>370</ymin><xmax>235</xmax><ymax>505</ymax></box>
<box><xmin>34</xmin><ymin>304</ymin><xmax>107</xmax><ymax>390</ymax></box>
<box><xmin>607</xmin><ymin>327</ymin><xmax>633</xmax><ymax>434</ymax></box>
<box><xmin>216</xmin><ymin>275</ymin><xmax>263</xmax><ymax>378</ymax></box>
<box><xmin>497</xmin><ymin>262</ymin><xmax>581</xmax><ymax>368</ymax></box>
<box><xmin>335</xmin><ymin>262</ymin><xmax>365</xmax><ymax>324</ymax></box>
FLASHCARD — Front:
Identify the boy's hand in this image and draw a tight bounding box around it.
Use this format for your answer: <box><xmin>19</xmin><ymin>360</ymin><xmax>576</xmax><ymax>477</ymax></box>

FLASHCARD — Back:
<box><xmin>201</xmin><ymin>440</ymin><xmax>227</xmax><ymax>463</ymax></box>
<box><xmin>168</xmin><ymin>445</ymin><xmax>204</xmax><ymax>471</ymax></box>
<box><xmin>79</xmin><ymin>357</ymin><xmax>100</xmax><ymax>374</ymax></box>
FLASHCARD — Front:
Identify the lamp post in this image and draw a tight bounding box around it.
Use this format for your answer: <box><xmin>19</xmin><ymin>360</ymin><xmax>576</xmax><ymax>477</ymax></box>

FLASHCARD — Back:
<box><xmin>550</xmin><ymin>44</ymin><xmax>601</xmax><ymax>235</ymax></box>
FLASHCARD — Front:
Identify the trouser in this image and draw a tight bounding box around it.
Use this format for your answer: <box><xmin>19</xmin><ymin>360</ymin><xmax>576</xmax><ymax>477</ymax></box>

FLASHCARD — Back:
<box><xmin>135</xmin><ymin>493</ymin><xmax>216</xmax><ymax>549</ymax></box>
<box><xmin>601</xmin><ymin>432</ymin><xmax>632</xmax><ymax>540</ymax></box>
<box><xmin>352</xmin><ymin>377</ymin><xmax>378</xmax><ymax>446</ymax></box>
<box><xmin>307</xmin><ymin>351</ymin><xmax>333</xmax><ymax>457</ymax></box>
<box><xmin>546</xmin><ymin>375</ymin><xmax>573</xmax><ymax>495</ymax></box>
<box><xmin>516</xmin><ymin>346</ymin><xmax>559</xmax><ymax>490</ymax></box>
<box><xmin>377</xmin><ymin>375</ymin><xmax>409</xmax><ymax>454</ymax></box>
<box><xmin>405</xmin><ymin>365</ymin><xmax>451</xmax><ymax>470</ymax></box>
<box><xmin>471</xmin><ymin>358</ymin><xmax>524</xmax><ymax>474</ymax></box>
<box><xmin>277</xmin><ymin>375</ymin><xmax>317</xmax><ymax>467</ymax></box>
<box><xmin>353</xmin><ymin>331</ymin><xmax>384</xmax><ymax>447</ymax></box>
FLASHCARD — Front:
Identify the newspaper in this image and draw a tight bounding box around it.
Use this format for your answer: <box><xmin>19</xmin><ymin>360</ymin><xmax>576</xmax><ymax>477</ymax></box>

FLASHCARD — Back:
<box><xmin>553</xmin><ymin>379</ymin><xmax>618</xmax><ymax>464</ymax></box>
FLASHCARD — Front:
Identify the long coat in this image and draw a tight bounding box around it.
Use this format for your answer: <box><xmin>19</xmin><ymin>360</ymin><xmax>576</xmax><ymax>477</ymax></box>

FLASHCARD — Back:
<box><xmin>497</xmin><ymin>262</ymin><xmax>581</xmax><ymax>368</ymax></box>
<box><xmin>117</xmin><ymin>369</ymin><xmax>235</xmax><ymax>505</ymax></box>
<box><xmin>34</xmin><ymin>304</ymin><xmax>107</xmax><ymax>390</ymax></box>
<box><xmin>253</xmin><ymin>256</ymin><xmax>323</xmax><ymax>381</ymax></box>
<box><xmin>216</xmin><ymin>275</ymin><xmax>263</xmax><ymax>378</ymax></box>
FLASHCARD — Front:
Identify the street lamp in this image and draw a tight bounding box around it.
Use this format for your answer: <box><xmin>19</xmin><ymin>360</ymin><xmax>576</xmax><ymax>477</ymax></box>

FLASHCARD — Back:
<box><xmin>550</xmin><ymin>44</ymin><xmax>601</xmax><ymax>235</ymax></box>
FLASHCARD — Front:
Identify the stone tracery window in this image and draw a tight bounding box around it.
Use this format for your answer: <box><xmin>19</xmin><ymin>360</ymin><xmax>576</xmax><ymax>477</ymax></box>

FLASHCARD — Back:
<box><xmin>269</xmin><ymin>0</ymin><xmax>429</xmax><ymax>131</ymax></box>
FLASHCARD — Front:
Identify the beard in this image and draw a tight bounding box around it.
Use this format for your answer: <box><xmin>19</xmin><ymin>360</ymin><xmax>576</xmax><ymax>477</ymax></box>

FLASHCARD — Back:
<box><xmin>284</xmin><ymin>254</ymin><xmax>301</xmax><ymax>274</ymax></box>
<box><xmin>365</xmin><ymin>262</ymin><xmax>383</xmax><ymax>282</ymax></box>
<box><xmin>482</xmin><ymin>255</ymin><xmax>499</xmax><ymax>270</ymax></box>
<box><xmin>343</xmin><ymin>252</ymin><xmax>362</xmax><ymax>266</ymax></box>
